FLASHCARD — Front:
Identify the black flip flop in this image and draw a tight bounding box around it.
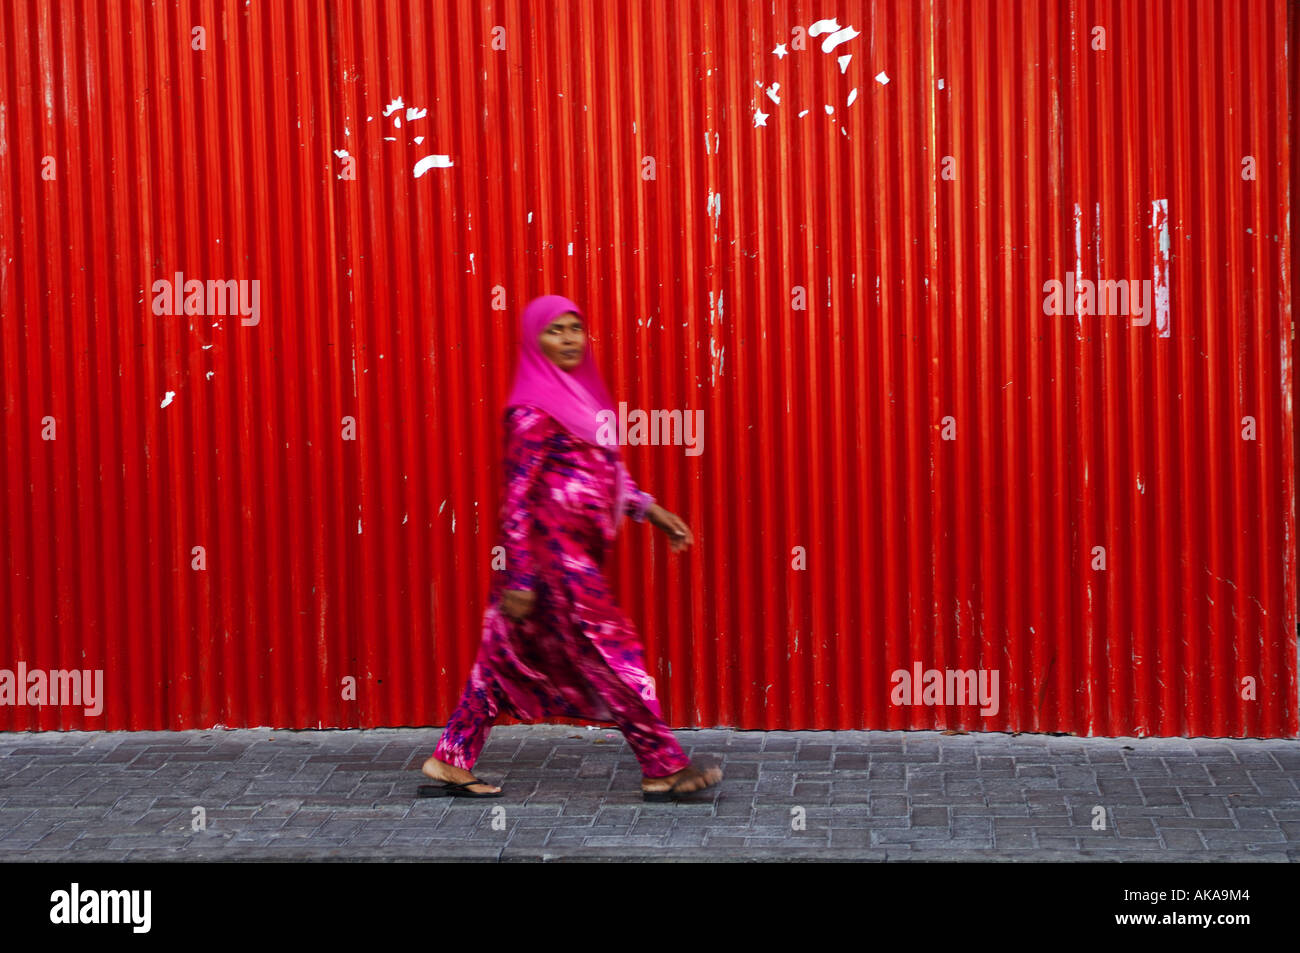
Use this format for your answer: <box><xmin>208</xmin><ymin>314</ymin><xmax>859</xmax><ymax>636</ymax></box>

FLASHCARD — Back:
<box><xmin>417</xmin><ymin>778</ymin><xmax>503</xmax><ymax>799</ymax></box>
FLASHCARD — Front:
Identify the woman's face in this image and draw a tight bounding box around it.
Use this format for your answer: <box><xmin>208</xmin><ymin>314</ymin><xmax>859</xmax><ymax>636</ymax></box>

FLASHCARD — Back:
<box><xmin>538</xmin><ymin>311</ymin><xmax>586</xmax><ymax>372</ymax></box>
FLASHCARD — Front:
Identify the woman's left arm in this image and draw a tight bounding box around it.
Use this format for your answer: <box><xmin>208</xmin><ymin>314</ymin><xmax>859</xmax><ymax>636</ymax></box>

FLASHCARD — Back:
<box><xmin>622</xmin><ymin>468</ymin><xmax>694</xmax><ymax>552</ymax></box>
<box><xmin>620</xmin><ymin>467</ymin><xmax>656</xmax><ymax>523</ymax></box>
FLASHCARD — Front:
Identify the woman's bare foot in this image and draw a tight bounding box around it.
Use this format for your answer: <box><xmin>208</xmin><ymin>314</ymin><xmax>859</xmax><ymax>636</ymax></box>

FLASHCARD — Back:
<box><xmin>641</xmin><ymin>762</ymin><xmax>723</xmax><ymax>796</ymax></box>
<box><xmin>421</xmin><ymin>756</ymin><xmax>501</xmax><ymax>794</ymax></box>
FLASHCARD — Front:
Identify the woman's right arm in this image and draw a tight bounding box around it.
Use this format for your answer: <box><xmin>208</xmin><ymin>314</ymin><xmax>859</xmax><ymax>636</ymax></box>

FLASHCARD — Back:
<box><xmin>500</xmin><ymin>407</ymin><xmax>552</xmax><ymax>599</ymax></box>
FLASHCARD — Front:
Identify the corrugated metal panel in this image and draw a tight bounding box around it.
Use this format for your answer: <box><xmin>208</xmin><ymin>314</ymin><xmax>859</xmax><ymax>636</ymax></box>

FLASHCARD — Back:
<box><xmin>0</xmin><ymin>1</ymin><xmax>1293</xmax><ymax>736</ymax></box>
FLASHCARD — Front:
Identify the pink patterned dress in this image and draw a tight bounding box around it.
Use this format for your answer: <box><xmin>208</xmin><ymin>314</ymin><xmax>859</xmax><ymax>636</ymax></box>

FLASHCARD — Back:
<box><xmin>432</xmin><ymin>404</ymin><xmax>691</xmax><ymax>778</ymax></box>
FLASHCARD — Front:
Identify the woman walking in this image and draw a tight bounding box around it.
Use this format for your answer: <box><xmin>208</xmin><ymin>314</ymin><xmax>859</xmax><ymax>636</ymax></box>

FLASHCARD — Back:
<box><xmin>419</xmin><ymin>294</ymin><xmax>722</xmax><ymax>801</ymax></box>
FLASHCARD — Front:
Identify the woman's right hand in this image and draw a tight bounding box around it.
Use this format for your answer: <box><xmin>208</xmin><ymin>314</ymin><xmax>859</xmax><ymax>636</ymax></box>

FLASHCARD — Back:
<box><xmin>501</xmin><ymin>589</ymin><xmax>537</xmax><ymax>620</ymax></box>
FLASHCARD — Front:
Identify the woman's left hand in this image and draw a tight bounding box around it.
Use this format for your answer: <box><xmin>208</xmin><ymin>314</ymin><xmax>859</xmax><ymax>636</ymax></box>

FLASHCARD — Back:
<box><xmin>647</xmin><ymin>503</ymin><xmax>694</xmax><ymax>553</ymax></box>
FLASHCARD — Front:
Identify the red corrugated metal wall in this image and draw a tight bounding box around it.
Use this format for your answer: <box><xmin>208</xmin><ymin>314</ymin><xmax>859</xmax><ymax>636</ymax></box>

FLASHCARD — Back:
<box><xmin>0</xmin><ymin>1</ymin><xmax>1293</xmax><ymax>736</ymax></box>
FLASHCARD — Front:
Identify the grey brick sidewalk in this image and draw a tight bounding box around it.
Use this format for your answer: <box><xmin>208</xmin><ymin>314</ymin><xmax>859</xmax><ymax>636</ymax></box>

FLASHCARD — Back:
<box><xmin>1</xmin><ymin>726</ymin><xmax>1297</xmax><ymax>862</ymax></box>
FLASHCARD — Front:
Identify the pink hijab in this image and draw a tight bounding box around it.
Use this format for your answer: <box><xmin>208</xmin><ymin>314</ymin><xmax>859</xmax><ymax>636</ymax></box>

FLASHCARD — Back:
<box><xmin>505</xmin><ymin>294</ymin><xmax>630</xmax><ymax>532</ymax></box>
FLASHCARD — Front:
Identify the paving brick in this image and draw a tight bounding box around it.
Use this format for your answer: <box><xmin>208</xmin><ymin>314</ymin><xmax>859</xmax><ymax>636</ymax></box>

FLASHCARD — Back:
<box><xmin>1200</xmin><ymin>830</ymin><xmax>1286</xmax><ymax>848</ymax></box>
<box><xmin>505</xmin><ymin>828</ymin><xmax>551</xmax><ymax>847</ymax></box>
<box><xmin>1034</xmin><ymin>836</ymin><xmax>1081</xmax><ymax>849</ymax></box>
<box><xmin>870</xmin><ymin>796</ymin><xmax>908</xmax><ymax>816</ymax></box>
<box><xmin>1113</xmin><ymin>817</ymin><xmax>1158</xmax><ymax>838</ymax></box>
<box><xmin>702</xmin><ymin>835</ymin><xmax>749</xmax><ymax>847</ymax></box>
<box><xmin>31</xmin><ymin>827</ymin><xmax>86</xmax><ymax>849</ymax></box>
<box><xmin>1159</xmin><ymin>829</ymin><xmax>1206</xmax><ymax>850</ymax></box>
<box><xmin>992</xmin><ymin>830</ymin><xmax>1036</xmax><ymax>848</ymax></box>
<box><xmin>1155</xmin><ymin>817</ymin><xmax>1239</xmax><ymax>829</ymax></box>
<box><xmin>1232</xmin><ymin>809</ymin><xmax>1281</xmax><ymax>830</ymax></box>
<box><xmin>911</xmin><ymin>807</ymin><xmax>950</xmax><ymax>827</ymax></box>
<box><xmin>1183</xmin><ymin>797</ymin><xmax>1231</xmax><ymax>818</ymax></box>
<box><xmin>342</xmin><ymin>829</ymin><xmax>395</xmax><ymax>847</ymax></box>
<box><xmin>1098</xmin><ymin>778</ymin><xmax>1141</xmax><ymax>795</ymax></box>
<box><xmin>509</xmin><ymin>815</ymin><xmax>595</xmax><ymax>828</ymax></box>
<box><xmin>584</xmin><ymin>835</ymin><xmax>666</xmax><ymax>847</ymax></box>
<box><xmin>952</xmin><ymin>803</ymin><xmax>1029</xmax><ymax>816</ymax></box>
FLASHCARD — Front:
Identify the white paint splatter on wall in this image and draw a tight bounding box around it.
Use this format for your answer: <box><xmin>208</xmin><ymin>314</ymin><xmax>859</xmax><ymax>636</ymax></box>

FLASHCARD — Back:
<box><xmin>706</xmin><ymin>190</ymin><xmax>722</xmax><ymax>232</ymax></box>
<box><xmin>817</xmin><ymin>24</ymin><xmax>860</xmax><ymax>53</ymax></box>
<box><xmin>413</xmin><ymin>154</ymin><xmax>454</xmax><ymax>177</ymax></box>
<box><xmin>1150</xmin><ymin>198</ymin><xmax>1170</xmax><ymax>337</ymax></box>
<box><xmin>1073</xmin><ymin>202</ymin><xmax>1085</xmax><ymax>332</ymax></box>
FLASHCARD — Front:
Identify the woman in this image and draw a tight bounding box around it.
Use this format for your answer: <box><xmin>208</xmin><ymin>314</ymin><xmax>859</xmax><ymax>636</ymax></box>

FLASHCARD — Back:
<box><xmin>419</xmin><ymin>294</ymin><xmax>723</xmax><ymax>801</ymax></box>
